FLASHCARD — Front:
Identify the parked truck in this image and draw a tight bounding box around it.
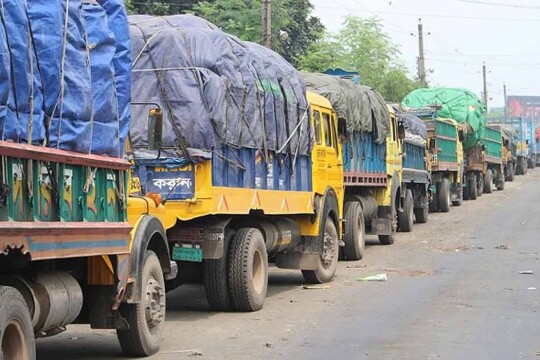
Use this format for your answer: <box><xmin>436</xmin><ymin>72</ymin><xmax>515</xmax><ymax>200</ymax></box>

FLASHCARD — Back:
<box><xmin>129</xmin><ymin>16</ymin><xmax>345</xmax><ymax>313</ymax></box>
<box><xmin>399</xmin><ymin>109</ymin><xmax>464</xmax><ymax>212</ymax></box>
<box><xmin>402</xmin><ymin>88</ymin><xmax>500</xmax><ymax>201</ymax></box>
<box><xmin>506</xmin><ymin>117</ymin><xmax>534</xmax><ymax>175</ymax></box>
<box><xmin>304</xmin><ymin>72</ymin><xmax>431</xmax><ymax>262</ymax></box>
<box><xmin>488</xmin><ymin>124</ymin><xmax>519</xmax><ymax>182</ymax></box>
<box><xmin>0</xmin><ymin>2</ymin><xmax>176</xmax><ymax>358</ymax></box>
<box><xmin>397</xmin><ymin>111</ymin><xmax>432</xmax><ymax>224</ymax></box>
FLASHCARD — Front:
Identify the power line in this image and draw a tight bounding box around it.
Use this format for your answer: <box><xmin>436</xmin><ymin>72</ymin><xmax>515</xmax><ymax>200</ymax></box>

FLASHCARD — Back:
<box><xmin>452</xmin><ymin>0</ymin><xmax>540</xmax><ymax>10</ymax></box>
<box><xmin>315</xmin><ymin>5</ymin><xmax>540</xmax><ymax>22</ymax></box>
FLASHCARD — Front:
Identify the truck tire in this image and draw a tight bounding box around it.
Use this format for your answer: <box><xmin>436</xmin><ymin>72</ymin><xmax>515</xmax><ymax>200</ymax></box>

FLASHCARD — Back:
<box><xmin>506</xmin><ymin>163</ymin><xmax>514</xmax><ymax>182</ymax></box>
<box><xmin>414</xmin><ymin>195</ymin><xmax>429</xmax><ymax>224</ymax></box>
<box><xmin>469</xmin><ymin>174</ymin><xmax>478</xmax><ymax>200</ymax></box>
<box><xmin>477</xmin><ymin>172</ymin><xmax>484</xmax><ymax>197</ymax></box>
<box><xmin>302</xmin><ymin>216</ymin><xmax>339</xmax><ymax>283</ymax></box>
<box><xmin>378</xmin><ymin>207</ymin><xmax>397</xmax><ymax>245</ymax></box>
<box><xmin>437</xmin><ymin>179</ymin><xmax>451</xmax><ymax>213</ymax></box>
<box><xmin>496</xmin><ymin>174</ymin><xmax>505</xmax><ymax>191</ymax></box>
<box><xmin>484</xmin><ymin>170</ymin><xmax>493</xmax><ymax>194</ymax></box>
<box><xmin>0</xmin><ymin>286</ymin><xmax>35</xmax><ymax>360</ymax></box>
<box><xmin>342</xmin><ymin>202</ymin><xmax>366</xmax><ymax>261</ymax></box>
<box><xmin>398</xmin><ymin>189</ymin><xmax>414</xmax><ymax>232</ymax></box>
<box><xmin>229</xmin><ymin>228</ymin><xmax>268</xmax><ymax>311</ymax></box>
<box><xmin>117</xmin><ymin>250</ymin><xmax>165</xmax><ymax>357</ymax></box>
<box><xmin>203</xmin><ymin>230</ymin><xmax>235</xmax><ymax>311</ymax></box>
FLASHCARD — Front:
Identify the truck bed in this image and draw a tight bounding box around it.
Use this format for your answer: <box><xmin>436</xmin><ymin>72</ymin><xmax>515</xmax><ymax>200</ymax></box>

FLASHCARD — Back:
<box><xmin>0</xmin><ymin>141</ymin><xmax>131</xmax><ymax>260</ymax></box>
<box><xmin>342</xmin><ymin>131</ymin><xmax>388</xmax><ymax>187</ymax></box>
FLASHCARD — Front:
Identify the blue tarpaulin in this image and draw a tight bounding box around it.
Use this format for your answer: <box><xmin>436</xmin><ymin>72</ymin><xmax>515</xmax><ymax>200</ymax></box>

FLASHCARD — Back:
<box><xmin>0</xmin><ymin>0</ymin><xmax>130</xmax><ymax>157</ymax></box>
<box><xmin>129</xmin><ymin>15</ymin><xmax>311</xmax><ymax>159</ymax></box>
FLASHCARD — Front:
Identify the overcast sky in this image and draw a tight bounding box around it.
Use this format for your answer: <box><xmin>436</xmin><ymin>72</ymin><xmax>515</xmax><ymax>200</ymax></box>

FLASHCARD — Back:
<box><xmin>310</xmin><ymin>0</ymin><xmax>540</xmax><ymax>108</ymax></box>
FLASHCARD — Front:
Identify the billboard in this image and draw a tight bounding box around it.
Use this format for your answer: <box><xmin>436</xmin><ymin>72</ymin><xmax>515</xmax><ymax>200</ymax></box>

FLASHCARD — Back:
<box><xmin>507</xmin><ymin>95</ymin><xmax>540</xmax><ymax>122</ymax></box>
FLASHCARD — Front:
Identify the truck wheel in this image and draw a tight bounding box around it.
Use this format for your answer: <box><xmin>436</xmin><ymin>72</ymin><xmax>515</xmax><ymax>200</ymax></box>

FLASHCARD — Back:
<box><xmin>484</xmin><ymin>170</ymin><xmax>493</xmax><ymax>194</ymax></box>
<box><xmin>506</xmin><ymin>163</ymin><xmax>514</xmax><ymax>182</ymax></box>
<box><xmin>469</xmin><ymin>174</ymin><xmax>478</xmax><ymax>200</ymax></box>
<box><xmin>414</xmin><ymin>195</ymin><xmax>428</xmax><ymax>224</ymax></box>
<box><xmin>117</xmin><ymin>250</ymin><xmax>165</xmax><ymax>357</ymax></box>
<box><xmin>496</xmin><ymin>174</ymin><xmax>505</xmax><ymax>191</ymax></box>
<box><xmin>477</xmin><ymin>173</ymin><xmax>484</xmax><ymax>197</ymax></box>
<box><xmin>398</xmin><ymin>189</ymin><xmax>414</xmax><ymax>232</ymax></box>
<box><xmin>302</xmin><ymin>216</ymin><xmax>339</xmax><ymax>283</ymax></box>
<box><xmin>229</xmin><ymin>228</ymin><xmax>268</xmax><ymax>311</ymax></box>
<box><xmin>0</xmin><ymin>286</ymin><xmax>35</xmax><ymax>360</ymax></box>
<box><xmin>437</xmin><ymin>179</ymin><xmax>451</xmax><ymax>213</ymax></box>
<box><xmin>203</xmin><ymin>230</ymin><xmax>235</xmax><ymax>311</ymax></box>
<box><xmin>343</xmin><ymin>202</ymin><xmax>366</xmax><ymax>261</ymax></box>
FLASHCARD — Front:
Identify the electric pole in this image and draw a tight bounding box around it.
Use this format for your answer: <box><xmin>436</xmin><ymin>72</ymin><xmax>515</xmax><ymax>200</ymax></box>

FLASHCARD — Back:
<box><xmin>417</xmin><ymin>18</ymin><xmax>427</xmax><ymax>87</ymax></box>
<box><xmin>262</xmin><ymin>0</ymin><xmax>272</xmax><ymax>48</ymax></box>
<box><xmin>482</xmin><ymin>62</ymin><xmax>488</xmax><ymax>109</ymax></box>
<box><xmin>503</xmin><ymin>83</ymin><xmax>507</xmax><ymax>123</ymax></box>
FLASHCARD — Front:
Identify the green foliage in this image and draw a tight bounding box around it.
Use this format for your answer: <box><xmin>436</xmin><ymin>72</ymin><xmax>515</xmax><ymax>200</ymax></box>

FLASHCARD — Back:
<box><xmin>194</xmin><ymin>0</ymin><xmax>323</xmax><ymax>65</ymax></box>
<box><xmin>127</xmin><ymin>0</ymin><xmax>199</xmax><ymax>16</ymax></box>
<box><xmin>194</xmin><ymin>0</ymin><xmax>289</xmax><ymax>47</ymax></box>
<box><xmin>298</xmin><ymin>16</ymin><xmax>421</xmax><ymax>102</ymax></box>
<box><xmin>297</xmin><ymin>35</ymin><xmax>341</xmax><ymax>72</ymax></box>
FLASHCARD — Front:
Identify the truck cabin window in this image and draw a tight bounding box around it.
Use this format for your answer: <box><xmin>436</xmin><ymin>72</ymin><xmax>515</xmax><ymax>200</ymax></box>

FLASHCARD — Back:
<box><xmin>313</xmin><ymin>110</ymin><xmax>322</xmax><ymax>145</ymax></box>
<box><xmin>322</xmin><ymin>112</ymin><xmax>333</xmax><ymax>148</ymax></box>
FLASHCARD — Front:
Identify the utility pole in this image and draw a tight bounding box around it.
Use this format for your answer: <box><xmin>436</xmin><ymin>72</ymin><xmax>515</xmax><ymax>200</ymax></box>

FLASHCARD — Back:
<box><xmin>503</xmin><ymin>83</ymin><xmax>507</xmax><ymax>123</ymax></box>
<box><xmin>417</xmin><ymin>18</ymin><xmax>427</xmax><ymax>87</ymax></box>
<box><xmin>262</xmin><ymin>0</ymin><xmax>272</xmax><ymax>48</ymax></box>
<box><xmin>482</xmin><ymin>62</ymin><xmax>488</xmax><ymax>109</ymax></box>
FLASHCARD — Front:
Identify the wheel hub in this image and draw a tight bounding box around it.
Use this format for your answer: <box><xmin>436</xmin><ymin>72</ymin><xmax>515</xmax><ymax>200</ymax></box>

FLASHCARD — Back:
<box><xmin>144</xmin><ymin>278</ymin><xmax>165</xmax><ymax>328</ymax></box>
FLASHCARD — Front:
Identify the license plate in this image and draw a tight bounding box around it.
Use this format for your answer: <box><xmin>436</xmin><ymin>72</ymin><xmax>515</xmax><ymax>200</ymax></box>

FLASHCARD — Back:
<box><xmin>172</xmin><ymin>247</ymin><xmax>202</xmax><ymax>262</ymax></box>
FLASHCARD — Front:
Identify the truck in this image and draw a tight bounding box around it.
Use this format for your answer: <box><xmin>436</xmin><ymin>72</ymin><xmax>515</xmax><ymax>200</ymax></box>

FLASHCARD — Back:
<box><xmin>397</xmin><ymin>111</ymin><xmax>432</xmax><ymax>224</ymax></box>
<box><xmin>0</xmin><ymin>2</ymin><xmax>175</xmax><ymax>358</ymax></box>
<box><xmin>399</xmin><ymin>109</ymin><xmax>464</xmax><ymax>212</ymax></box>
<box><xmin>129</xmin><ymin>16</ymin><xmax>345</xmax><ymax>313</ymax></box>
<box><xmin>505</xmin><ymin>117</ymin><xmax>536</xmax><ymax>175</ymax></box>
<box><xmin>487</xmin><ymin>124</ymin><xmax>518</xmax><ymax>182</ymax></box>
<box><xmin>304</xmin><ymin>72</ymin><xmax>431</xmax><ymax>261</ymax></box>
<box><xmin>402</xmin><ymin>88</ymin><xmax>504</xmax><ymax>201</ymax></box>
<box><xmin>480</xmin><ymin>126</ymin><xmax>506</xmax><ymax>192</ymax></box>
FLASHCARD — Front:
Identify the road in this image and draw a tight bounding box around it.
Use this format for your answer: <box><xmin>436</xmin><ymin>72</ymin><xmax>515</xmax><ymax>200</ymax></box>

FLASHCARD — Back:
<box><xmin>38</xmin><ymin>170</ymin><xmax>540</xmax><ymax>360</ymax></box>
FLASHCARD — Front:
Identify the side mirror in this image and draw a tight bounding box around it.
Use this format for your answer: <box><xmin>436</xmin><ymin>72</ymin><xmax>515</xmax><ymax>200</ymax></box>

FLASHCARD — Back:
<box><xmin>148</xmin><ymin>108</ymin><xmax>163</xmax><ymax>151</ymax></box>
<box><xmin>458</xmin><ymin>129</ymin><xmax>464</xmax><ymax>142</ymax></box>
<box><xmin>526</xmin><ymin>139</ymin><xmax>529</xmax><ymax>145</ymax></box>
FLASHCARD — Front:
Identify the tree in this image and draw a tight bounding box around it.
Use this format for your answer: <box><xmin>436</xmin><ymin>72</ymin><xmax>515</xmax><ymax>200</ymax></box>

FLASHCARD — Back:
<box><xmin>194</xmin><ymin>0</ymin><xmax>323</xmax><ymax>66</ymax></box>
<box><xmin>298</xmin><ymin>16</ymin><xmax>421</xmax><ymax>102</ymax></box>
<box><xmin>279</xmin><ymin>0</ymin><xmax>324</xmax><ymax>65</ymax></box>
<box><xmin>126</xmin><ymin>0</ymin><xmax>201</xmax><ymax>16</ymax></box>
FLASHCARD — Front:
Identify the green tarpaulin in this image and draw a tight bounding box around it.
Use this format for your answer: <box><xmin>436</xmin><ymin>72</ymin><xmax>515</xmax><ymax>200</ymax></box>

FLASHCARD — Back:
<box><xmin>402</xmin><ymin>87</ymin><xmax>486</xmax><ymax>149</ymax></box>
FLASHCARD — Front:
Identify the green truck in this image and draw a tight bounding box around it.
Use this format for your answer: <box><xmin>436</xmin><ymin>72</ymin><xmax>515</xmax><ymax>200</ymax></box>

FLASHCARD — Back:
<box><xmin>402</xmin><ymin>88</ymin><xmax>505</xmax><ymax>201</ymax></box>
<box><xmin>399</xmin><ymin>109</ymin><xmax>464</xmax><ymax>212</ymax></box>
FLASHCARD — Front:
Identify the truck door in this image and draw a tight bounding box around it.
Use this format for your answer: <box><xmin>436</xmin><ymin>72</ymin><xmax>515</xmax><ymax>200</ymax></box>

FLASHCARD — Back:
<box><xmin>311</xmin><ymin>108</ymin><xmax>328</xmax><ymax>195</ymax></box>
<box><xmin>321</xmin><ymin>110</ymin><xmax>344</xmax><ymax>201</ymax></box>
<box><xmin>386</xmin><ymin>110</ymin><xmax>402</xmax><ymax>175</ymax></box>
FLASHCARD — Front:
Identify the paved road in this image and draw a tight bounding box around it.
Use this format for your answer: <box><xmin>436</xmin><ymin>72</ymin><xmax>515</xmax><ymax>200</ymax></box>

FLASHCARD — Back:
<box><xmin>37</xmin><ymin>170</ymin><xmax>540</xmax><ymax>359</ymax></box>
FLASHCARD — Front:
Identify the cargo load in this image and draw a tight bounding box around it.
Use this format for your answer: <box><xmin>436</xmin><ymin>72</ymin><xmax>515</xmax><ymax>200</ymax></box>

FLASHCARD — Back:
<box><xmin>301</xmin><ymin>72</ymin><xmax>390</xmax><ymax>144</ymax></box>
<box><xmin>129</xmin><ymin>14</ymin><xmax>311</xmax><ymax>163</ymax></box>
<box><xmin>0</xmin><ymin>0</ymin><xmax>130</xmax><ymax>157</ymax></box>
<box><xmin>402</xmin><ymin>88</ymin><xmax>486</xmax><ymax>149</ymax></box>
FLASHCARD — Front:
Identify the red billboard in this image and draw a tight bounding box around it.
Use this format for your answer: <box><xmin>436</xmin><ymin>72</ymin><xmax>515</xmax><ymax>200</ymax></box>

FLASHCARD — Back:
<box><xmin>507</xmin><ymin>96</ymin><xmax>540</xmax><ymax>120</ymax></box>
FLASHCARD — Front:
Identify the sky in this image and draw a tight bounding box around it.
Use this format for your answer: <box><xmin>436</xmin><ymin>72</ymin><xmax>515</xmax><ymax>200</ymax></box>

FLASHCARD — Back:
<box><xmin>310</xmin><ymin>0</ymin><xmax>540</xmax><ymax>109</ymax></box>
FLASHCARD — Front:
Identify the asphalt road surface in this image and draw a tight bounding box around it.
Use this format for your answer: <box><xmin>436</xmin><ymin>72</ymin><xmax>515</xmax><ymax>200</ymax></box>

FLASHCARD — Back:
<box><xmin>38</xmin><ymin>170</ymin><xmax>540</xmax><ymax>359</ymax></box>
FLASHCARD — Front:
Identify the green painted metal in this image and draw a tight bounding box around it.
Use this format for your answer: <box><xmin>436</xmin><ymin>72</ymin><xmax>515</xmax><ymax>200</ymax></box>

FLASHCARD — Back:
<box><xmin>2</xmin><ymin>157</ymin><xmax>127</xmax><ymax>224</ymax></box>
<box><xmin>434</xmin><ymin>119</ymin><xmax>458</xmax><ymax>163</ymax></box>
<box><xmin>483</xmin><ymin>127</ymin><xmax>502</xmax><ymax>159</ymax></box>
